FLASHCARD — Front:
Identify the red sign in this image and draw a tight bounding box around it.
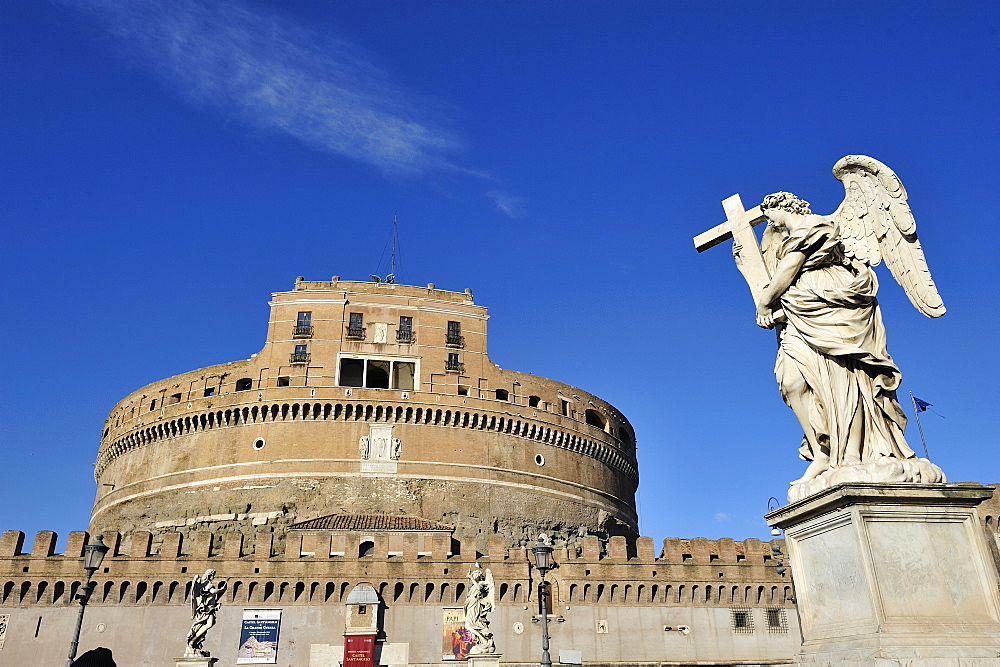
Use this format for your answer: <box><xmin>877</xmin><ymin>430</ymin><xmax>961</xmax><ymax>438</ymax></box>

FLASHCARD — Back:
<box><xmin>343</xmin><ymin>634</ymin><xmax>376</xmax><ymax>667</ymax></box>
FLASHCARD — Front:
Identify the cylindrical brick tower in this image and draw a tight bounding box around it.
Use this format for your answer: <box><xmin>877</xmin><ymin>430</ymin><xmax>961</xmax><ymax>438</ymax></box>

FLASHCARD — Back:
<box><xmin>92</xmin><ymin>279</ymin><xmax>638</xmax><ymax>547</ymax></box>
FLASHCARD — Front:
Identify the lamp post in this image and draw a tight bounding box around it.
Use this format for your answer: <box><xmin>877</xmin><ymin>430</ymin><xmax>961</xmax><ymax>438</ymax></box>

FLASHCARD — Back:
<box><xmin>67</xmin><ymin>534</ymin><xmax>109</xmax><ymax>666</ymax></box>
<box><xmin>532</xmin><ymin>534</ymin><xmax>554</xmax><ymax>667</ymax></box>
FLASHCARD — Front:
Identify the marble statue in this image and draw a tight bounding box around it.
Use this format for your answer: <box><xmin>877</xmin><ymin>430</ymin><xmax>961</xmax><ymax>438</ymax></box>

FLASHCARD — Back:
<box><xmin>696</xmin><ymin>156</ymin><xmax>947</xmax><ymax>501</ymax></box>
<box><xmin>185</xmin><ymin>569</ymin><xmax>227</xmax><ymax>657</ymax></box>
<box><xmin>463</xmin><ymin>565</ymin><xmax>496</xmax><ymax>655</ymax></box>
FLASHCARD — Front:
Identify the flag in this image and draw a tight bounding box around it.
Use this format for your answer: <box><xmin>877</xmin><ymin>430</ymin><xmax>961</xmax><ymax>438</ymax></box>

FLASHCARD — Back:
<box><xmin>913</xmin><ymin>397</ymin><xmax>932</xmax><ymax>412</ymax></box>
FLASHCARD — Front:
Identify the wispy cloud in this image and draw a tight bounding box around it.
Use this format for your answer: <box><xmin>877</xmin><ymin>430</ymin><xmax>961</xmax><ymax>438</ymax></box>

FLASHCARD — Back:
<box><xmin>714</xmin><ymin>512</ymin><xmax>732</xmax><ymax>522</ymax></box>
<box><xmin>487</xmin><ymin>190</ymin><xmax>526</xmax><ymax>218</ymax></box>
<box><xmin>63</xmin><ymin>0</ymin><xmax>467</xmax><ymax>177</ymax></box>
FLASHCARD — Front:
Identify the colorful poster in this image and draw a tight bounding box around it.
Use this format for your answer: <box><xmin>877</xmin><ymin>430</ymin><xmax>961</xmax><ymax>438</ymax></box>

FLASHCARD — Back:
<box><xmin>442</xmin><ymin>608</ymin><xmax>472</xmax><ymax>661</ymax></box>
<box><xmin>343</xmin><ymin>633</ymin><xmax>376</xmax><ymax>667</ymax></box>
<box><xmin>237</xmin><ymin>609</ymin><xmax>281</xmax><ymax>664</ymax></box>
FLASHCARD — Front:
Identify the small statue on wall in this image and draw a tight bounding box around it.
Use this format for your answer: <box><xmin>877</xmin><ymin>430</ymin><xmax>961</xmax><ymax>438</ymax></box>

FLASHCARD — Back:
<box><xmin>185</xmin><ymin>568</ymin><xmax>227</xmax><ymax>657</ymax></box>
<box><xmin>463</xmin><ymin>564</ymin><xmax>497</xmax><ymax>655</ymax></box>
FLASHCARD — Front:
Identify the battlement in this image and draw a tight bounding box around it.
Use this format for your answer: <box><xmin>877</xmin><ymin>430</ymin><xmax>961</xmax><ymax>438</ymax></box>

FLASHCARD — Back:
<box><xmin>0</xmin><ymin>529</ymin><xmax>797</xmax><ymax>610</ymax></box>
<box><xmin>291</xmin><ymin>277</ymin><xmax>475</xmax><ymax>304</ymax></box>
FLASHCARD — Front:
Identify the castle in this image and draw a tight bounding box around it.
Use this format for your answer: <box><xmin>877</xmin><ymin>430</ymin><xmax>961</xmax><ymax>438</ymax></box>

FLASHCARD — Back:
<box><xmin>1</xmin><ymin>279</ymin><xmax>997</xmax><ymax>665</ymax></box>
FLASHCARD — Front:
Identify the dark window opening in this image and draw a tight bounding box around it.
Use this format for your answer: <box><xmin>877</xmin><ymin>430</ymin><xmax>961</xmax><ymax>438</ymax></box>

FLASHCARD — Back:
<box><xmin>204</xmin><ymin>388</ymin><xmax>215</xmax><ymax>397</ymax></box>
<box><xmin>359</xmin><ymin>540</ymin><xmax>375</xmax><ymax>558</ymax></box>
<box><xmin>235</xmin><ymin>378</ymin><xmax>253</xmax><ymax>392</ymax></box>
<box><xmin>149</xmin><ymin>399</ymin><xmax>157</xmax><ymax>411</ymax></box>
<box><xmin>277</xmin><ymin>376</ymin><xmax>290</xmax><ymax>387</ymax></box>
<box><xmin>446</xmin><ymin>353</ymin><xmax>463</xmax><ymax>373</ymax></box>
<box><xmin>365</xmin><ymin>360</ymin><xmax>390</xmax><ymax>389</ymax></box>
<box><xmin>294</xmin><ymin>311</ymin><xmax>314</xmax><ymax>337</ymax></box>
<box><xmin>393</xmin><ymin>362</ymin><xmax>415</xmax><ymax>390</ymax></box>
<box><xmin>290</xmin><ymin>344</ymin><xmax>310</xmax><ymax>364</ymax></box>
<box><xmin>585</xmin><ymin>409</ymin><xmax>607</xmax><ymax>430</ymax></box>
<box><xmin>347</xmin><ymin>312</ymin><xmax>365</xmax><ymax>340</ymax></box>
<box><xmin>446</xmin><ymin>320</ymin><xmax>464</xmax><ymax>347</ymax></box>
<box><xmin>340</xmin><ymin>358</ymin><xmax>364</xmax><ymax>387</ymax></box>
<box><xmin>397</xmin><ymin>316</ymin><xmax>415</xmax><ymax>343</ymax></box>
<box><xmin>495</xmin><ymin>389</ymin><xmax>509</xmax><ymax>401</ymax></box>
<box><xmin>560</xmin><ymin>400</ymin><xmax>569</xmax><ymax>416</ymax></box>
<box><xmin>731</xmin><ymin>607</ymin><xmax>754</xmax><ymax>633</ymax></box>
<box><xmin>168</xmin><ymin>393</ymin><xmax>182</xmax><ymax>405</ymax></box>
<box><xmin>528</xmin><ymin>395</ymin><xmax>541</xmax><ymax>408</ymax></box>
<box><xmin>458</xmin><ymin>385</ymin><xmax>469</xmax><ymax>396</ymax></box>
<box><xmin>357</xmin><ymin>604</ymin><xmax>367</xmax><ymax>615</ymax></box>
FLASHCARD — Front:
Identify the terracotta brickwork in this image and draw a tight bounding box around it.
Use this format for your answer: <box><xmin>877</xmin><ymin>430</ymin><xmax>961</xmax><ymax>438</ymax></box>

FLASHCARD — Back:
<box><xmin>92</xmin><ymin>280</ymin><xmax>639</xmax><ymax>548</ymax></box>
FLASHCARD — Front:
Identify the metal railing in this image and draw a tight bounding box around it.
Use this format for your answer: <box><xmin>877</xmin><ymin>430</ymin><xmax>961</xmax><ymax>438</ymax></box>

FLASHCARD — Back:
<box><xmin>293</xmin><ymin>325</ymin><xmax>314</xmax><ymax>338</ymax></box>
<box><xmin>446</xmin><ymin>334</ymin><xmax>465</xmax><ymax>348</ymax></box>
<box><xmin>396</xmin><ymin>329</ymin><xmax>416</xmax><ymax>343</ymax></box>
<box><xmin>345</xmin><ymin>326</ymin><xmax>366</xmax><ymax>341</ymax></box>
<box><xmin>289</xmin><ymin>352</ymin><xmax>311</xmax><ymax>364</ymax></box>
<box><xmin>445</xmin><ymin>359</ymin><xmax>465</xmax><ymax>373</ymax></box>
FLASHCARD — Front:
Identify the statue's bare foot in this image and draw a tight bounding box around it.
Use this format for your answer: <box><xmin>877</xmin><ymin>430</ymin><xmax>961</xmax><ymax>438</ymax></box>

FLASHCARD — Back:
<box><xmin>791</xmin><ymin>459</ymin><xmax>828</xmax><ymax>485</ymax></box>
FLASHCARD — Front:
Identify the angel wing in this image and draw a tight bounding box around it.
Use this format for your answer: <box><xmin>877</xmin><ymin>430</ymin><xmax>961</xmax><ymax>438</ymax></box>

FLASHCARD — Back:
<box><xmin>831</xmin><ymin>155</ymin><xmax>945</xmax><ymax>317</ymax></box>
<box><xmin>191</xmin><ymin>574</ymin><xmax>203</xmax><ymax>618</ymax></box>
<box><xmin>483</xmin><ymin>568</ymin><xmax>496</xmax><ymax>613</ymax></box>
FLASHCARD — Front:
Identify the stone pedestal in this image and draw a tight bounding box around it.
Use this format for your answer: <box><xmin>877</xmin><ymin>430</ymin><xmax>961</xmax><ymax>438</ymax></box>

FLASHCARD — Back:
<box><xmin>174</xmin><ymin>656</ymin><xmax>217</xmax><ymax>667</ymax></box>
<box><xmin>766</xmin><ymin>483</ymin><xmax>1000</xmax><ymax>666</ymax></box>
<box><xmin>467</xmin><ymin>652</ymin><xmax>502</xmax><ymax>667</ymax></box>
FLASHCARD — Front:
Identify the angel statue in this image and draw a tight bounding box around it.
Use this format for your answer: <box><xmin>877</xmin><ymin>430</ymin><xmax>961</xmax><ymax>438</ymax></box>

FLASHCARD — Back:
<box><xmin>185</xmin><ymin>568</ymin><xmax>227</xmax><ymax>657</ymax></box>
<box><xmin>463</xmin><ymin>564</ymin><xmax>497</xmax><ymax>655</ymax></box>
<box><xmin>703</xmin><ymin>156</ymin><xmax>947</xmax><ymax>501</ymax></box>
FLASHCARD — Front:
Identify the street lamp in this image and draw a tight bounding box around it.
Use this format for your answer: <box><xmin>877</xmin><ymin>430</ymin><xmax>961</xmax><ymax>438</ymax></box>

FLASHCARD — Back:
<box><xmin>532</xmin><ymin>534</ymin><xmax>554</xmax><ymax>667</ymax></box>
<box><xmin>67</xmin><ymin>534</ymin><xmax>109</xmax><ymax>666</ymax></box>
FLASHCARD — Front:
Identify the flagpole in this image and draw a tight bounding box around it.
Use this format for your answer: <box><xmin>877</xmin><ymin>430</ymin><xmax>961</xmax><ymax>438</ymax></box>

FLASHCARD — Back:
<box><xmin>909</xmin><ymin>391</ymin><xmax>930</xmax><ymax>459</ymax></box>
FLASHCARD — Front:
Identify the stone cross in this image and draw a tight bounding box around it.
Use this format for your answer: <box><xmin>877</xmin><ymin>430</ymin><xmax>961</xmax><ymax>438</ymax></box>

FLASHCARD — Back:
<box><xmin>693</xmin><ymin>194</ymin><xmax>783</xmax><ymax>320</ymax></box>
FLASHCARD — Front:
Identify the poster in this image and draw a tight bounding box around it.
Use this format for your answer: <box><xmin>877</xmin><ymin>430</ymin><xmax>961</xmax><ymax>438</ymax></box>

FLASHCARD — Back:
<box><xmin>343</xmin><ymin>633</ymin><xmax>376</xmax><ymax>667</ymax></box>
<box><xmin>237</xmin><ymin>609</ymin><xmax>281</xmax><ymax>664</ymax></box>
<box><xmin>442</xmin><ymin>608</ymin><xmax>472</xmax><ymax>661</ymax></box>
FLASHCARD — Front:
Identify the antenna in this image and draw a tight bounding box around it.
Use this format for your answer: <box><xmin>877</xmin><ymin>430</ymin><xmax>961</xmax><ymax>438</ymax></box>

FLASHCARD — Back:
<box><xmin>388</xmin><ymin>213</ymin><xmax>397</xmax><ymax>284</ymax></box>
<box><xmin>372</xmin><ymin>214</ymin><xmax>401</xmax><ymax>284</ymax></box>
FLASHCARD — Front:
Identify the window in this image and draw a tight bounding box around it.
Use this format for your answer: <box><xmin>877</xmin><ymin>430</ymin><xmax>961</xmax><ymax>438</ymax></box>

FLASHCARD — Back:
<box><xmin>528</xmin><ymin>395</ymin><xmax>540</xmax><ymax>408</ymax></box>
<box><xmin>397</xmin><ymin>316</ymin><xmax>415</xmax><ymax>343</ymax></box>
<box><xmin>149</xmin><ymin>399</ymin><xmax>157</xmax><ymax>411</ymax></box>
<box><xmin>204</xmin><ymin>387</ymin><xmax>215</xmax><ymax>397</ymax></box>
<box><xmin>168</xmin><ymin>393</ymin><xmax>182</xmax><ymax>405</ymax></box>
<box><xmin>290</xmin><ymin>344</ymin><xmax>310</xmax><ymax>364</ymax></box>
<box><xmin>446</xmin><ymin>353</ymin><xmax>463</xmax><ymax>372</ymax></box>
<box><xmin>446</xmin><ymin>320</ymin><xmax>464</xmax><ymax>347</ymax></box>
<box><xmin>765</xmin><ymin>608</ymin><xmax>788</xmax><ymax>633</ymax></box>
<box><xmin>495</xmin><ymin>389</ymin><xmax>509</xmax><ymax>401</ymax></box>
<box><xmin>358</xmin><ymin>605</ymin><xmax>367</xmax><ymax>615</ymax></box>
<box><xmin>294</xmin><ymin>311</ymin><xmax>313</xmax><ymax>337</ymax></box>
<box><xmin>235</xmin><ymin>378</ymin><xmax>253</xmax><ymax>391</ymax></box>
<box><xmin>277</xmin><ymin>376</ymin><xmax>290</xmax><ymax>387</ymax></box>
<box><xmin>560</xmin><ymin>399</ymin><xmax>570</xmax><ymax>416</ymax></box>
<box><xmin>458</xmin><ymin>385</ymin><xmax>469</xmax><ymax>396</ymax></box>
<box><xmin>366</xmin><ymin>360</ymin><xmax>390</xmax><ymax>389</ymax></box>
<box><xmin>359</xmin><ymin>540</ymin><xmax>375</xmax><ymax>558</ymax></box>
<box><xmin>339</xmin><ymin>357</ymin><xmax>417</xmax><ymax>390</ymax></box>
<box><xmin>346</xmin><ymin>312</ymin><xmax>365</xmax><ymax>340</ymax></box>
<box><xmin>585</xmin><ymin>409</ymin><xmax>607</xmax><ymax>430</ymax></box>
<box><xmin>731</xmin><ymin>607</ymin><xmax>754</xmax><ymax>633</ymax></box>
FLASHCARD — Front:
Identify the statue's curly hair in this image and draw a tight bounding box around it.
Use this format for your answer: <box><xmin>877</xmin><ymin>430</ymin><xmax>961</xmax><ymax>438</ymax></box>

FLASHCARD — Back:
<box><xmin>761</xmin><ymin>191</ymin><xmax>811</xmax><ymax>215</ymax></box>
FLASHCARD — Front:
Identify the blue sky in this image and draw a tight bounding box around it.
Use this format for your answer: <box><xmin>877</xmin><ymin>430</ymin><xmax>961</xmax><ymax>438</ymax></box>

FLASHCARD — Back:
<box><xmin>2</xmin><ymin>1</ymin><xmax>998</xmax><ymax>548</ymax></box>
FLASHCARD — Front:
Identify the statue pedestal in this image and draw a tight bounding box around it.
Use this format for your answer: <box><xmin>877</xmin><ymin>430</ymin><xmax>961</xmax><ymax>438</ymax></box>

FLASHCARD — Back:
<box><xmin>766</xmin><ymin>483</ymin><xmax>1000</xmax><ymax>666</ymax></box>
<box><xmin>467</xmin><ymin>653</ymin><xmax>502</xmax><ymax>667</ymax></box>
<box><xmin>174</xmin><ymin>657</ymin><xmax>217</xmax><ymax>667</ymax></box>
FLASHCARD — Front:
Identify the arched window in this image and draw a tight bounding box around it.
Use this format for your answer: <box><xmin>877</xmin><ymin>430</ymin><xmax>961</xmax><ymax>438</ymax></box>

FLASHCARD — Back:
<box><xmin>495</xmin><ymin>389</ymin><xmax>509</xmax><ymax>401</ymax></box>
<box><xmin>359</xmin><ymin>540</ymin><xmax>375</xmax><ymax>558</ymax></box>
<box><xmin>585</xmin><ymin>409</ymin><xmax>607</xmax><ymax>430</ymax></box>
<box><xmin>528</xmin><ymin>395</ymin><xmax>541</xmax><ymax>408</ymax></box>
<box><xmin>235</xmin><ymin>378</ymin><xmax>253</xmax><ymax>391</ymax></box>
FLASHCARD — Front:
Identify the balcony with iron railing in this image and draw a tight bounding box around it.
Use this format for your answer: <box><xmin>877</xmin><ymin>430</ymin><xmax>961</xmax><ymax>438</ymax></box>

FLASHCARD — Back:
<box><xmin>396</xmin><ymin>329</ymin><xmax>416</xmax><ymax>344</ymax></box>
<box><xmin>446</xmin><ymin>334</ymin><xmax>465</xmax><ymax>348</ymax></box>
<box><xmin>445</xmin><ymin>359</ymin><xmax>465</xmax><ymax>373</ymax></box>
<box><xmin>293</xmin><ymin>324</ymin><xmax>314</xmax><ymax>338</ymax></box>
<box><xmin>345</xmin><ymin>326</ymin><xmax>366</xmax><ymax>341</ymax></box>
<box><xmin>289</xmin><ymin>351</ymin><xmax>311</xmax><ymax>364</ymax></box>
